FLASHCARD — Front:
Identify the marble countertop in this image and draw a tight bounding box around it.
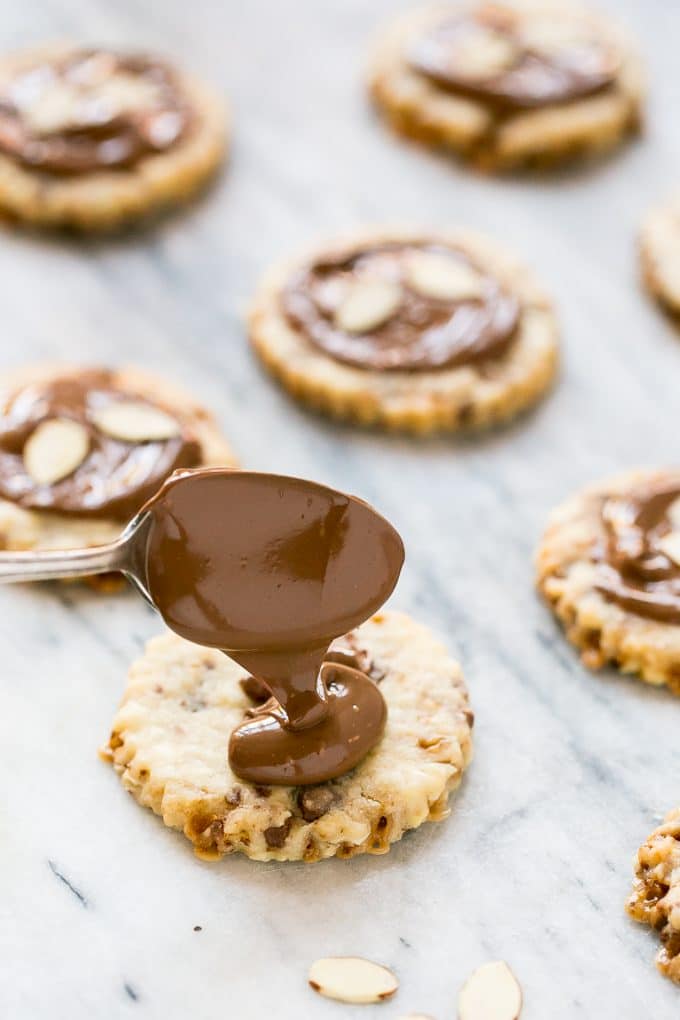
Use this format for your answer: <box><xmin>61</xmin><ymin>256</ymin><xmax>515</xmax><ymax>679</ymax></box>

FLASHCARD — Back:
<box><xmin>2</xmin><ymin>1</ymin><xmax>680</xmax><ymax>1017</ymax></box>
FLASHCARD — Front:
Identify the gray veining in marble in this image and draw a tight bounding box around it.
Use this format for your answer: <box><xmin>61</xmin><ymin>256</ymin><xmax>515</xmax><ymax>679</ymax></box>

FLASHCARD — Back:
<box><xmin>1</xmin><ymin>1</ymin><xmax>680</xmax><ymax>1017</ymax></box>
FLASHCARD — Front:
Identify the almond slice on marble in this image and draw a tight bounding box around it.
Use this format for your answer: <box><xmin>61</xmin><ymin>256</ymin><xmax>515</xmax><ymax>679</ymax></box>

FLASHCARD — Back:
<box><xmin>658</xmin><ymin>531</ymin><xmax>680</xmax><ymax>567</ymax></box>
<box><xmin>92</xmin><ymin>401</ymin><xmax>181</xmax><ymax>442</ymax></box>
<box><xmin>458</xmin><ymin>961</ymin><xmax>522</xmax><ymax>1020</ymax></box>
<box><xmin>308</xmin><ymin>957</ymin><xmax>398</xmax><ymax>1004</ymax></box>
<box><xmin>406</xmin><ymin>252</ymin><xmax>485</xmax><ymax>302</ymax></box>
<box><xmin>335</xmin><ymin>279</ymin><xmax>402</xmax><ymax>333</ymax></box>
<box><xmin>23</xmin><ymin>418</ymin><xmax>90</xmax><ymax>485</ymax></box>
<box><xmin>453</xmin><ymin>30</ymin><xmax>518</xmax><ymax>79</ymax></box>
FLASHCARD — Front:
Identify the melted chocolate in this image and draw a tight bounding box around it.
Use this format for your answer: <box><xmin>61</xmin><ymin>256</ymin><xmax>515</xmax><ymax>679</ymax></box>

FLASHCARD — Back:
<box><xmin>596</xmin><ymin>480</ymin><xmax>680</xmax><ymax>624</ymax></box>
<box><xmin>141</xmin><ymin>470</ymin><xmax>404</xmax><ymax>785</ymax></box>
<box><xmin>0</xmin><ymin>370</ymin><xmax>200</xmax><ymax>519</ymax></box>
<box><xmin>408</xmin><ymin>6</ymin><xmax>618</xmax><ymax>113</ymax></box>
<box><xmin>282</xmin><ymin>241</ymin><xmax>519</xmax><ymax>372</ymax></box>
<box><xmin>0</xmin><ymin>49</ymin><xmax>189</xmax><ymax>175</ymax></box>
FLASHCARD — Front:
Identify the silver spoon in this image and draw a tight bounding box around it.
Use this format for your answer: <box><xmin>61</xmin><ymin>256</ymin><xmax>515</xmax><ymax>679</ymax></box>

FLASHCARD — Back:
<box><xmin>0</xmin><ymin>509</ymin><xmax>154</xmax><ymax>603</ymax></box>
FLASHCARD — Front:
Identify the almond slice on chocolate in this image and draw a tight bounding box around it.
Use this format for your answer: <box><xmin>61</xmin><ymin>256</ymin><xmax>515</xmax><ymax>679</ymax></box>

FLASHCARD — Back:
<box><xmin>452</xmin><ymin>29</ymin><xmax>518</xmax><ymax>79</ymax></box>
<box><xmin>458</xmin><ymin>961</ymin><xmax>522</xmax><ymax>1020</ymax></box>
<box><xmin>667</xmin><ymin>497</ymin><xmax>680</xmax><ymax>529</ymax></box>
<box><xmin>308</xmin><ymin>957</ymin><xmax>398</xmax><ymax>1004</ymax></box>
<box><xmin>658</xmin><ymin>531</ymin><xmax>680</xmax><ymax>567</ymax></box>
<box><xmin>23</xmin><ymin>418</ymin><xmax>90</xmax><ymax>485</ymax></box>
<box><xmin>335</xmin><ymin>279</ymin><xmax>402</xmax><ymax>333</ymax></box>
<box><xmin>23</xmin><ymin>83</ymin><xmax>81</xmax><ymax>134</ymax></box>
<box><xmin>406</xmin><ymin>252</ymin><xmax>485</xmax><ymax>302</ymax></box>
<box><xmin>92</xmin><ymin>401</ymin><xmax>181</xmax><ymax>442</ymax></box>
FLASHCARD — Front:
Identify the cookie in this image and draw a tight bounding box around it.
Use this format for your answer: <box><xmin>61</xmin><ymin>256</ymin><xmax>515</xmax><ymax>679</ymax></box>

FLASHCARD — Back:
<box><xmin>103</xmin><ymin>611</ymin><xmax>474</xmax><ymax>863</ymax></box>
<box><xmin>368</xmin><ymin>1</ymin><xmax>644</xmax><ymax>171</ymax></box>
<box><xmin>627</xmin><ymin>808</ymin><xmax>680</xmax><ymax>983</ymax></box>
<box><xmin>0</xmin><ymin>363</ymin><xmax>235</xmax><ymax>558</ymax></box>
<box><xmin>0</xmin><ymin>45</ymin><xmax>227</xmax><ymax>230</ymax></box>
<box><xmin>536</xmin><ymin>468</ymin><xmax>680</xmax><ymax>692</ymax></box>
<box><xmin>640</xmin><ymin>195</ymin><xmax>680</xmax><ymax>316</ymax></box>
<box><xmin>249</xmin><ymin>227</ymin><xmax>558</xmax><ymax>434</ymax></box>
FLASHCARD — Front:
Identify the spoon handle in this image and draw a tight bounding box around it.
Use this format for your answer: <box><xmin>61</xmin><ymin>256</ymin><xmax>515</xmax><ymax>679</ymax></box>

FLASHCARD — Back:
<box><xmin>0</xmin><ymin>538</ymin><xmax>129</xmax><ymax>583</ymax></box>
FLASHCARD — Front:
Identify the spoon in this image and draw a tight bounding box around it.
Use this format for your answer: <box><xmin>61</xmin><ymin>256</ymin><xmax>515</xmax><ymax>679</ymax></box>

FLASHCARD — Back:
<box><xmin>0</xmin><ymin>509</ymin><xmax>154</xmax><ymax>597</ymax></box>
<box><xmin>0</xmin><ymin>468</ymin><xmax>405</xmax><ymax>784</ymax></box>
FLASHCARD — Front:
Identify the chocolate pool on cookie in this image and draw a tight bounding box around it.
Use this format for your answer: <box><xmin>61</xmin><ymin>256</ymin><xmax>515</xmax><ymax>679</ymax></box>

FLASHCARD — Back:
<box><xmin>249</xmin><ymin>228</ymin><xmax>558</xmax><ymax>433</ymax></box>
<box><xmin>0</xmin><ymin>364</ymin><xmax>235</xmax><ymax>558</ymax></box>
<box><xmin>537</xmin><ymin>469</ymin><xmax>680</xmax><ymax>691</ymax></box>
<box><xmin>368</xmin><ymin>2</ymin><xmax>644</xmax><ymax>171</ymax></box>
<box><xmin>0</xmin><ymin>45</ymin><xmax>227</xmax><ymax>229</ymax></box>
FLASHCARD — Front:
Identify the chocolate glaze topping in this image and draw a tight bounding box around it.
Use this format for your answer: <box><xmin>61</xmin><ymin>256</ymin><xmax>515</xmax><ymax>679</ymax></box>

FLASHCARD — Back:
<box><xmin>0</xmin><ymin>370</ymin><xmax>200</xmax><ymax>519</ymax></box>
<box><xmin>282</xmin><ymin>240</ymin><xmax>520</xmax><ymax>372</ymax></box>
<box><xmin>408</xmin><ymin>5</ymin><xmax>619</xmax><ymax>113</ymax></box>
<box><xmin>0</xmin><ymin>49</ymin><xmax>190</xmax><ymax>175</ymax></box>
<box><xmin>596</xmin><ymin>480</ymin><xmax>680</xmax><ymax>624</ymax></box>
<box><xmin>141</xmin><ymin>470</ymin><xmax>404</xmax><ymax>785</ymax></box>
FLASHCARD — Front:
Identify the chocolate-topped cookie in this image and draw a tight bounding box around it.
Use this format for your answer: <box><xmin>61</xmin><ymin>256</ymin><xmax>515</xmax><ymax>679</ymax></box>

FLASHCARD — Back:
<box><xmin>0</xmin><ymin>364</ymin><xmax>235</xmax><ymax>559</ymax></box>
<box><xmin>0</xmin><ymin>45</ymin><xmax>227</xmax><ymax>229</ymax></box>
<box><xmin>368</xmin><ymin>2</ymin><xmax>644</xmax><ymax>171</ymax></box>
<box><xmin>628</xmin><ymin>808</ymin><xmax>680</xmax><ymax>984</ymax></box>
<box><xmin>249</xmin><ymin>227</ymin><xmax>558</xmax><ymax>434</ymax></box>
<box><xmin>536</xmin><ymin>469</ymin><xmax>680</xmax><ymax>691</ymax></box>
<box><xmin>639</xmin><ymin>193</ymin><xmax>680</xmax><ymax>316</ymax></box>
<box><xmin>103</xmin><ymin>612</ymin><xmax>474</xmax><ymax>862</ymax></box>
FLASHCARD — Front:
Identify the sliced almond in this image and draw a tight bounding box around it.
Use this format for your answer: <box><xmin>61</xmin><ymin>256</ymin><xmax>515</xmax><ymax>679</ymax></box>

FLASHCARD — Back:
<box><xmin>406</xmin><ymin>252</ymin><xmax>485</xmax><ymax>302</ymax></box>
<box><xmin>308</xmin><ymin>957</ymin><xmax>398</xmax><ymax>1004</ymax></box>
<box><xmin>453</xmin><ymin>29</ymin><xmax>518</xmax><ymax>79</ymax></box>
<box><xmin>658</xmin><ymin>531</ymin><xmax>680</xmax><ymax>567</ymax></box>
<box><xmin>667</xmin><ymin>497</ymin><xmax>680</xmax><ymax>529</ymax></box>
<box><xmin>23</xmin><ymin>83</ymin><xmax>80</xmax><ymax>134</ymax></box>
<box><xmin>92</xmin><ymin>401</ymin><xmax>181</xmax><ymax>443</ymax></box>
<box><xmin>335</xmin><ymin>279</ymin><xmax>402</xmax><ymax>333</ymax></box>
<box><xmin>458</xmin><ymin>961</ymin><xmax>522</xmax><ymax>1020</ymax></box>
<box><xmin>23</xmin><ymin>418</ymin><xmax>90</xmax><ymax>486</ymax></box>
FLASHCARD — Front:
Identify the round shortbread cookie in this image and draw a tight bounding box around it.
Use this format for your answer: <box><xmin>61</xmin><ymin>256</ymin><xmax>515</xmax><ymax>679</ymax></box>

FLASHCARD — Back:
<box><xmin>536</xmin><ymin>469</ymin><xmax>680</xmax><ymax>692</ymax></box>
<box><xmin>103</xmin><ymin>611</ymin><xmax>474</xmax><ymax>863</ymax></box>
<box><xmin>0</xmin><ymin>362</ymin><xmax>236</xmax><ymax>556</ymax></box>
<box><xmin>627</xmin><ymin>808</ymin><xmax>680</xmax><ymax>984</ymax></box>
<box><xmin>640</xmin><ymin>195</ymin><xmax>680</xmax><ymax>315</ymax></box>
<box><xmin>0</xmin><ymin>44</ymin><xmax>227</xmax><ymax>231</ymax></box>
<box><xmin>249</xmin><ymin>227</ymin><xmax>558</xmax><ymax>435</ymax></box>
<box><xmin>368</xmin><ymin>1</ymin><xmax>644</xmax><ymax>172</ymax></box>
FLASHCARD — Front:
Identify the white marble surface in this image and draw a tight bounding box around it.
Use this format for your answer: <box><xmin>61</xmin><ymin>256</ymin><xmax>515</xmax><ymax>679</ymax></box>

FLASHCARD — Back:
<box><xmin>2</xmin><ymin>1</ymin><xmax>680</xmax><ymax>1017</ymax></box>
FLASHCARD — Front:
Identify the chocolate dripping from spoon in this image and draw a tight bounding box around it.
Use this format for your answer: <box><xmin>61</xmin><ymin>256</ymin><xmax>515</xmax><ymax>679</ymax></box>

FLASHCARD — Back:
<box><xmin>141</xmin><ymin>470</ymin><xmax>405</xmax><ymax>785</ymax></box>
